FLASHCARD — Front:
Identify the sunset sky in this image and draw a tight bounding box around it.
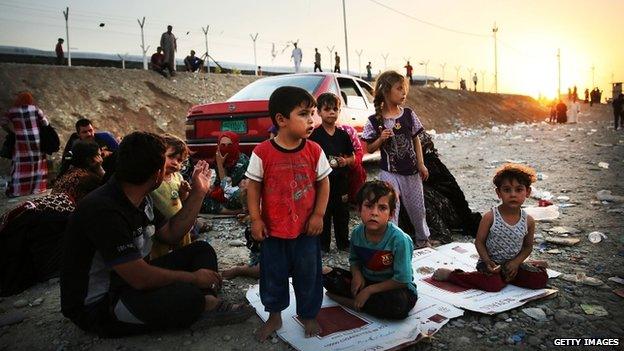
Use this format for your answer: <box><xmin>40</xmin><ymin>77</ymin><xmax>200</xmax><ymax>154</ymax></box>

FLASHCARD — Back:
<box><xmin>1</xmin><ymin>0</ymin><xmax>622</xmax><ymax>98</ymax></box>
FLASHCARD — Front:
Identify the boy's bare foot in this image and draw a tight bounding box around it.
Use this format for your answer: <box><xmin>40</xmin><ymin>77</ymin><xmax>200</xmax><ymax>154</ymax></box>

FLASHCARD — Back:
<box><xmin>256</xmin><ymin>313</ymin><xmax>282</xmax><ymax>342</ymax></box>
<box><xmin>322</xmin><ymin>266</ymin><xmax>332</xmax><ymax>275</ymax></box>
<box><xmin>433</xmin><ymin>268</ymin><xmax>453</xmax><ymax>281</ymax></box>
<box><xmin>301</xmin><ymin>318</ymin><xmax>321</xmax><ymax>338</ymax></box>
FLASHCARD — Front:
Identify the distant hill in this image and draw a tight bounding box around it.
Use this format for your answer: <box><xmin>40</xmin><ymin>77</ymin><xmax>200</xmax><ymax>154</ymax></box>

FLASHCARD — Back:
<box><xmin>0</xmin><ymin>62</ymin><xmax>548</xmax><ymax>166</ymax></box>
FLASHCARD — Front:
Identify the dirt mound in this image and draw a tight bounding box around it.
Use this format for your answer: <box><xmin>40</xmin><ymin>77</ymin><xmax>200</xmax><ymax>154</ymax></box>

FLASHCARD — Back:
<box><xmin>408</xmin><ymin>87</ymin><xmax>548</xmax><ymax>132</ymax></box>
<box><xmin>0</xmin><ymin>63</ymin><xmax>547</xmax><ymax>146</ymax></box>
<box><xmin>0</xmin><ymin>63</ymin><xmax>258</xmax><ymax>160</ymax></box>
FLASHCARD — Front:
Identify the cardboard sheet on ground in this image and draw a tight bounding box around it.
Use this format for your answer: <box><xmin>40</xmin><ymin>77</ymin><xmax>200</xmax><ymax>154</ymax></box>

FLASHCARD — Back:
<box><xmin>413</xmin><ymin>243</ymin><xmax>559</xmax><ymax>314</ymax></box>
<box><xmin>246</xmin><ymin>284</ymin><xmax>463</xmax><ymax>351</ymax></box>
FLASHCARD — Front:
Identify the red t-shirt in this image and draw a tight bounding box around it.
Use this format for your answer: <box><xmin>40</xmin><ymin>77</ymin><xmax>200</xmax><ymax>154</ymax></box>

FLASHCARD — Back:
<box><xmin>245</xmin><ymin>139</ymin><xmax>331</xmax><ymax>239</ymax></box>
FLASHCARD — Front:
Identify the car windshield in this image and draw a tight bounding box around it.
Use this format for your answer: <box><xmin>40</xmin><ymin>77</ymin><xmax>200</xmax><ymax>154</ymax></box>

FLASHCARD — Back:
<box><xmin>228</xmin><ymin>75</ymin><xmax>325</xmax><ymax>101</ymax></box>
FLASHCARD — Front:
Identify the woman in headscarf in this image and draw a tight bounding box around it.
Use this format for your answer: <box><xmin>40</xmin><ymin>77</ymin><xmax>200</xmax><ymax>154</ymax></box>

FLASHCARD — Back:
<box><xmin>201</xmin><ymin>131</ymin><xmax>249</xmax><ymax>214</ymax></box>
<box><xmin>0</xmin><ymin>92</ymin><xmax>49</xmax><ymax>197</ymax></box>
<box><xmin>0</xmin><ymin>141</ymin><xmax>104</xmax><ymax>296</ymax></box>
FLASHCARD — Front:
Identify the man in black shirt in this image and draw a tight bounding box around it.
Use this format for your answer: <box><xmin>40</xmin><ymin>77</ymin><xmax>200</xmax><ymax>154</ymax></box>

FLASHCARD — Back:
<box><xmin>60</xmin><ymin>132</ymin><xmax>253</xmax><ymax>337</ymax></box>
<box><xmin>309</xmin><ymin>93</ymin><xmax>355</xmax><ymax>252</ymax></box>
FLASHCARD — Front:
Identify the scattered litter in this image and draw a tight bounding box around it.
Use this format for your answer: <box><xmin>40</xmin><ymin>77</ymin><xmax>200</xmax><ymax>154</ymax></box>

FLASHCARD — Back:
<box><xmin>511</xmin><ymin>330</ymin><xmax>526</xmax><ymax>344</ymax></box>
<box><xmin>594</xmin><ymin>264</ymin><xmax>605</xmax><ymax>274</ymax></box>
<box><xmin>608</xmin><ymin>277</ymin><xmax>624</xmax><ymax>285</ymax></box>
<box><xmin>587</xmin><ymin>231</ymin><xmax>607</xmax><ymax>244</ymax></box>
<box><xmin>538</xmin><ymin>199</ymin><xmax>554</xmax><ymax>207</ymax></box>
<box><xmin>556</xmin><ymin>196</ymin><xmax>570</xmax><ymax>202</ymax></box>
<box><xmin>531</xmin><ymin>188</ymin><xmax>553</xmax><ymax>201</ymax></box>
<box><xmin>0</xmin><ymin>311</ymin><xmax>26</xmax><ymax>327</ymax></box>
<box><xmin>536</xmin><ymin>172</ymin><xmax>548</xmax><ymax>180</ymax></box>
<box><xmin>560</xmin><ymin>274</ymin><xmax>603</xmax><ymax>286</ymax></box>
<box><xmin>547</xmin><ymin>226</ymin><xmax>579</xmax><ymax>235</ymax></box>
<box><xmin>559</xmin><ymin>203</ymin><xmax>576</xmax><ymax>208</ymax></box>
<box><xmin>607</xmin><ymin>208</ymin><xmax>624</xmax><ymax>214</ymax></box>
<box><xmin>524</xmin><ymin>205</ymin><xmax>559</xmax><ymax>221</ymax></box>
<box><xmin>228</xmin><ymin>239</ymin><xmax>246</xmax><ymax>247</ymax></box>
<box><xmin>545</xmin><ymin>237</ymin><xmax>579</xmax><ymax>246</ymax></box>
<box><xmin>596</xmin><ymin>190</ymin><xmax>624</xmax><ymax>202</ymax></box>
<box><xmin>613</xmin><ymin>289</ymin><xmax>624</xmax><ymax>299</ymax></box>
<box><xmin>522</xmin><ymin>308</ymin><xmax>547</xmax><ymax>321</ymax></box>
<box><xmin>30</xmin><ymin>297</ymin><xmax>44</xmax><ymax>307</ymax></box>
<box><xmin>580</xmin><ymin>304</ymin><xmax>608</xmax><ymax>317</ymax></box>
<box><xmin>593</xmin><ymin>142</ymin><xmax>613</xmax><ymax>147</ymax></box>
<box><xmin>524</xmin><ymin>138</ymin><xmax>535</xmax><ymax>142</ymax></box>
<box><xmin>547</xmin><ymin>249</ymin><xmax>562</xmax><ymax>254</ymax></box>
<box><xmin>12</xmin><ymin>299</ymin><xmax>28</xmax><ymax>308</ymax></box>
<box><xmin>598</xmin><ymin>162</ymin><xmax>609</xmax><ymax>169</ymax></box>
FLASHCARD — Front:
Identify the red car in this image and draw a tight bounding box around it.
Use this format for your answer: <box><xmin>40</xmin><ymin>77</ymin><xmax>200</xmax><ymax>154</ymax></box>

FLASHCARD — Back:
<box><xmin>185</xmin><ymin>73</ymin><xmax>377</xmax><ymax>160</ymax></box>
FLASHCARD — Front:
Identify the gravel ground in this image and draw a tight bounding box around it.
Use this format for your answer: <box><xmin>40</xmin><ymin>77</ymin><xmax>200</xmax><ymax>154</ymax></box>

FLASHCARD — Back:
<box><xmin>0</xmin><ymin>103</ymin><xmax>622</xmax><ymax>350</ymax></box>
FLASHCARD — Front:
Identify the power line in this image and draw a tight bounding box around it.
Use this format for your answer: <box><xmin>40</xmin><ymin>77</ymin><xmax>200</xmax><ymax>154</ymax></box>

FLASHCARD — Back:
<box><xmin>366</xmin><ymin>0</ymin><xmax>489</xmax><ymax>38</ymax></box>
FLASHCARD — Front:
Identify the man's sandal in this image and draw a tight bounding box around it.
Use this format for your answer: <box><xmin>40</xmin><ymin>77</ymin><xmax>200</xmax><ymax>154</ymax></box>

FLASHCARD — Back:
<box><xmin>203</xmin><ymin>300</ymin><xmax>255</xmax><ymax>326</ymax></box>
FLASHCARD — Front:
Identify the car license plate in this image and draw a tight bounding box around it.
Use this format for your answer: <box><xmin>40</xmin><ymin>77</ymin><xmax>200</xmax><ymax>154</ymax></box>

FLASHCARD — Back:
<box><xmin>221</xmin><ymin>119</ymin><xmax>246</xmax><ymax>133</ymax></box>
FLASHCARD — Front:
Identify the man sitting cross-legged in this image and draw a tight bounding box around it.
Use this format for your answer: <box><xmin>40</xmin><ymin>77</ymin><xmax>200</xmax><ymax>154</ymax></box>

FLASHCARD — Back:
<box><xmin>60</xmin><ymin>132</ymin><xmax>254</xmax><ymax>337</ymax></box>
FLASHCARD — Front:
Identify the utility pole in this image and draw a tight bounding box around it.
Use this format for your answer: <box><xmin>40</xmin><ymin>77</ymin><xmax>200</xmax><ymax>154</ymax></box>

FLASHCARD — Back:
<box><xmin>137</xmin><ymin>17</ymin><xmax>149</xmax><ymax>70</ymax></box>
<box><xmin>202</xmin><ymin>25</ymin><xmax>210</xmax><ymax>75</ymax></box>
<box><xmin>481</xmin><ymin>70</ymin><xmax>487</xmax><ymax>92</ymax></box>
<box><xmin>591</xmin><ymin>65</ymin><xmax>595</xmax><ymax>88</ymax></box>
<box><xmin>355</xmin><ymin>50</ymin><xmax>363</xmax><ymax>79</ymax></box>
<box><xmin>439</xmin><ymin>63</ymin><xmax>447</xmax><ymax>87</ymax></box>
<box><xmin>492</xmin><ymin>23</ymin><xmax>498</xmax><ymax>93</ymax></box>
<box><xmin>454</xmin><ymin>65</ymin><xmax>461</xmax><ymax>89</ymax></box>
<box><xmin>62</xmin><ymin>7</ymin><xmax>71</xmax><ymax>67</ymax></box>
<box><xmin>117</xmin><ymin>53</ymin><xmax>128</xmax><ymax>69</ymax></box>
<box><xmin>468</xmin><ymin>67</ymin><xmax>474</xmax><ymax>90</ymax></box>
<box><xmin>557</xmin><ymin>48</ymin><xmax>561</xmax><ymax>99</ymax></box>
<box><xmin>420</xmin><ymin>60</ymin><xmax>429</xmax><ymax>86</ymax></box>
<box><xmin>326</xmin><ymin>45</ymin><xmax>335</xmax><ymax>69</ymax></box>
<box><xmin>382</xmin><ymin>53</ymin><xmax>389</xmax><ymax>70</ymax></box>
<box><xmin>341</xmin><ymin>0</ymin><xmax>350</xmax><ymax>74</ymax></box>
<box><xmin>250</xmin><ymin>33</ymin><xmax>259</xmax><ymax>75</ymax></box>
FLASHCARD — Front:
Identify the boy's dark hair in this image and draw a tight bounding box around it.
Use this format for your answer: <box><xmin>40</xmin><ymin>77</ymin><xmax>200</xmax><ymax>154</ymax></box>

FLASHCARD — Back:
<box><xmin>116</xmin><ymin>132</ymin><xmax>166</xmax><ymax>185</ymax></box>
<box><xmin>268</xmin><ymin>86</ymin><xmax>316</xmax><ymax>127</ymax></box>
<box><xmin>316</xmin><ymin>92</ymin><xmax>341</xmax><ymax>110</ymax></box>
<box><xmin>75</xmin><ymin>118</ymin><xmax>92</xmax><ymax>133</ymax></box>
<box><xmin>162</xmin><ymin>133</ymin><xmax>189</xmax><ymax>160</ymax></box>
<box><xmin>493</xmin><ymin>163</ymin><xmax>537</xmax><ymax>188</ymax></box>
<box><xmin>70</xmin><ymin>141</ymin><xmax>100</xmax><ymax>169</ymax></box>
<box><xmin>356</xmin><ymin>180</ymin><xmax>397</xmax><ymax>213</ymax></box>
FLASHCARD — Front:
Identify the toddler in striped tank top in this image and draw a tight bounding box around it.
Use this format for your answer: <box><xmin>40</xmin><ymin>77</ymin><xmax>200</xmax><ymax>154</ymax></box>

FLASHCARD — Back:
<box><xmin>432</xmin><ymin>164</ymin><xmax>549</xmax><ymax>292</ymax></box>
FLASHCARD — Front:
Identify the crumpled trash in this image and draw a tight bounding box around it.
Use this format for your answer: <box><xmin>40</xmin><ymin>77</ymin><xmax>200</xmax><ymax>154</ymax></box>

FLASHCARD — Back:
<box><xmin>596</xmin><ymin>190</ymin><xmax>624</xmax><ymax>203</ymax></box>
<box><xmin>598</xmin><ymin>162</ymin><xmax>609</xmax><ymax>169</ymax></box>
<box><xmin>580</xmin><ymin>304</ymin><xmax>608</xmax><ymax>317</ymax></box>
<box><xmin>531</xmin><ymin>188</ymin><xmax>553</xmax><ymax>201</ymax></box>
<box><xmin>536</xmin><ymin>172</ymin><xmax>548</xmax><ymax>180</ymax></box>
<box><xmin>588</xmin><ymin>231</ymin><xmax>607</xmax><ymax>244</ymax></box>
<box><xmin>524</xmin><ymin>205</ymin><xmax>559</xmax><ymax>221</ymax></box>
<box><xmin>560</xmin><ymin>274</ymin><xmax>603</xmax><ymax>286</ymax></box>
<box><xmin>522</xmin><ymin>308</ymin><xmax>547</xmax><ymax>321</ymax></box>
<box><xmin>511</xmin><ymin>330</ymin><xmax>526</xmax><ymax>344</ymax></box>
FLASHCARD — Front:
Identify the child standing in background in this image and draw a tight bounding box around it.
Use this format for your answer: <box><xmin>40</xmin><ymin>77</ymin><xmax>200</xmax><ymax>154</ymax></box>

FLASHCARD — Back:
<box><xmin>310</xmin><ymin>93</ymin><xmax>354</xmax><ymax>253</ymax></box>
<box><xmin>150</xmin><ymin>134</ymin><xmax>192</xmax><ymax>259</ymax></box>
<box><xmin>362</xmin><ymin>70</ymin><xmax>431</xmax><ymax>248</ymax></box>
<box><xmin>433</xmin><ymin>164</ymin><xmax>548</xmax><ymax>292</ymax></box>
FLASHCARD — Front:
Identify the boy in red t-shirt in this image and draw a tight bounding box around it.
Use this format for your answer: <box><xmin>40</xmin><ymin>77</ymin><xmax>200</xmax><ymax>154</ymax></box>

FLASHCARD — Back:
<box><xmin>245</xmin><ymin>86</ymin><xmax>331</xmax><ymax>341</ymax></box>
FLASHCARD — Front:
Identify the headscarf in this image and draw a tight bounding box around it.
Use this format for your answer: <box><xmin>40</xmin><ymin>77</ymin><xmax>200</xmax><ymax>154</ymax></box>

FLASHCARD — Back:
<box><xmin>13</xmin><ymin>92</ymin><xmax>34</xmax><ymax>107</ymax></box>
<box><xmin>218</xmin><ymin>131</ymin><xmax>241</xmax><ymax>169</ymax></box>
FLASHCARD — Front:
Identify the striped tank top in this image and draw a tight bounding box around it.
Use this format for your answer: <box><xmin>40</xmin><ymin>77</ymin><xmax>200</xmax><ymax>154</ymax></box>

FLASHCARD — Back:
<box><xmin>484</xmin><ymin>206</ymin><xmax>528</xmax><ymax>264</ymax></box>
